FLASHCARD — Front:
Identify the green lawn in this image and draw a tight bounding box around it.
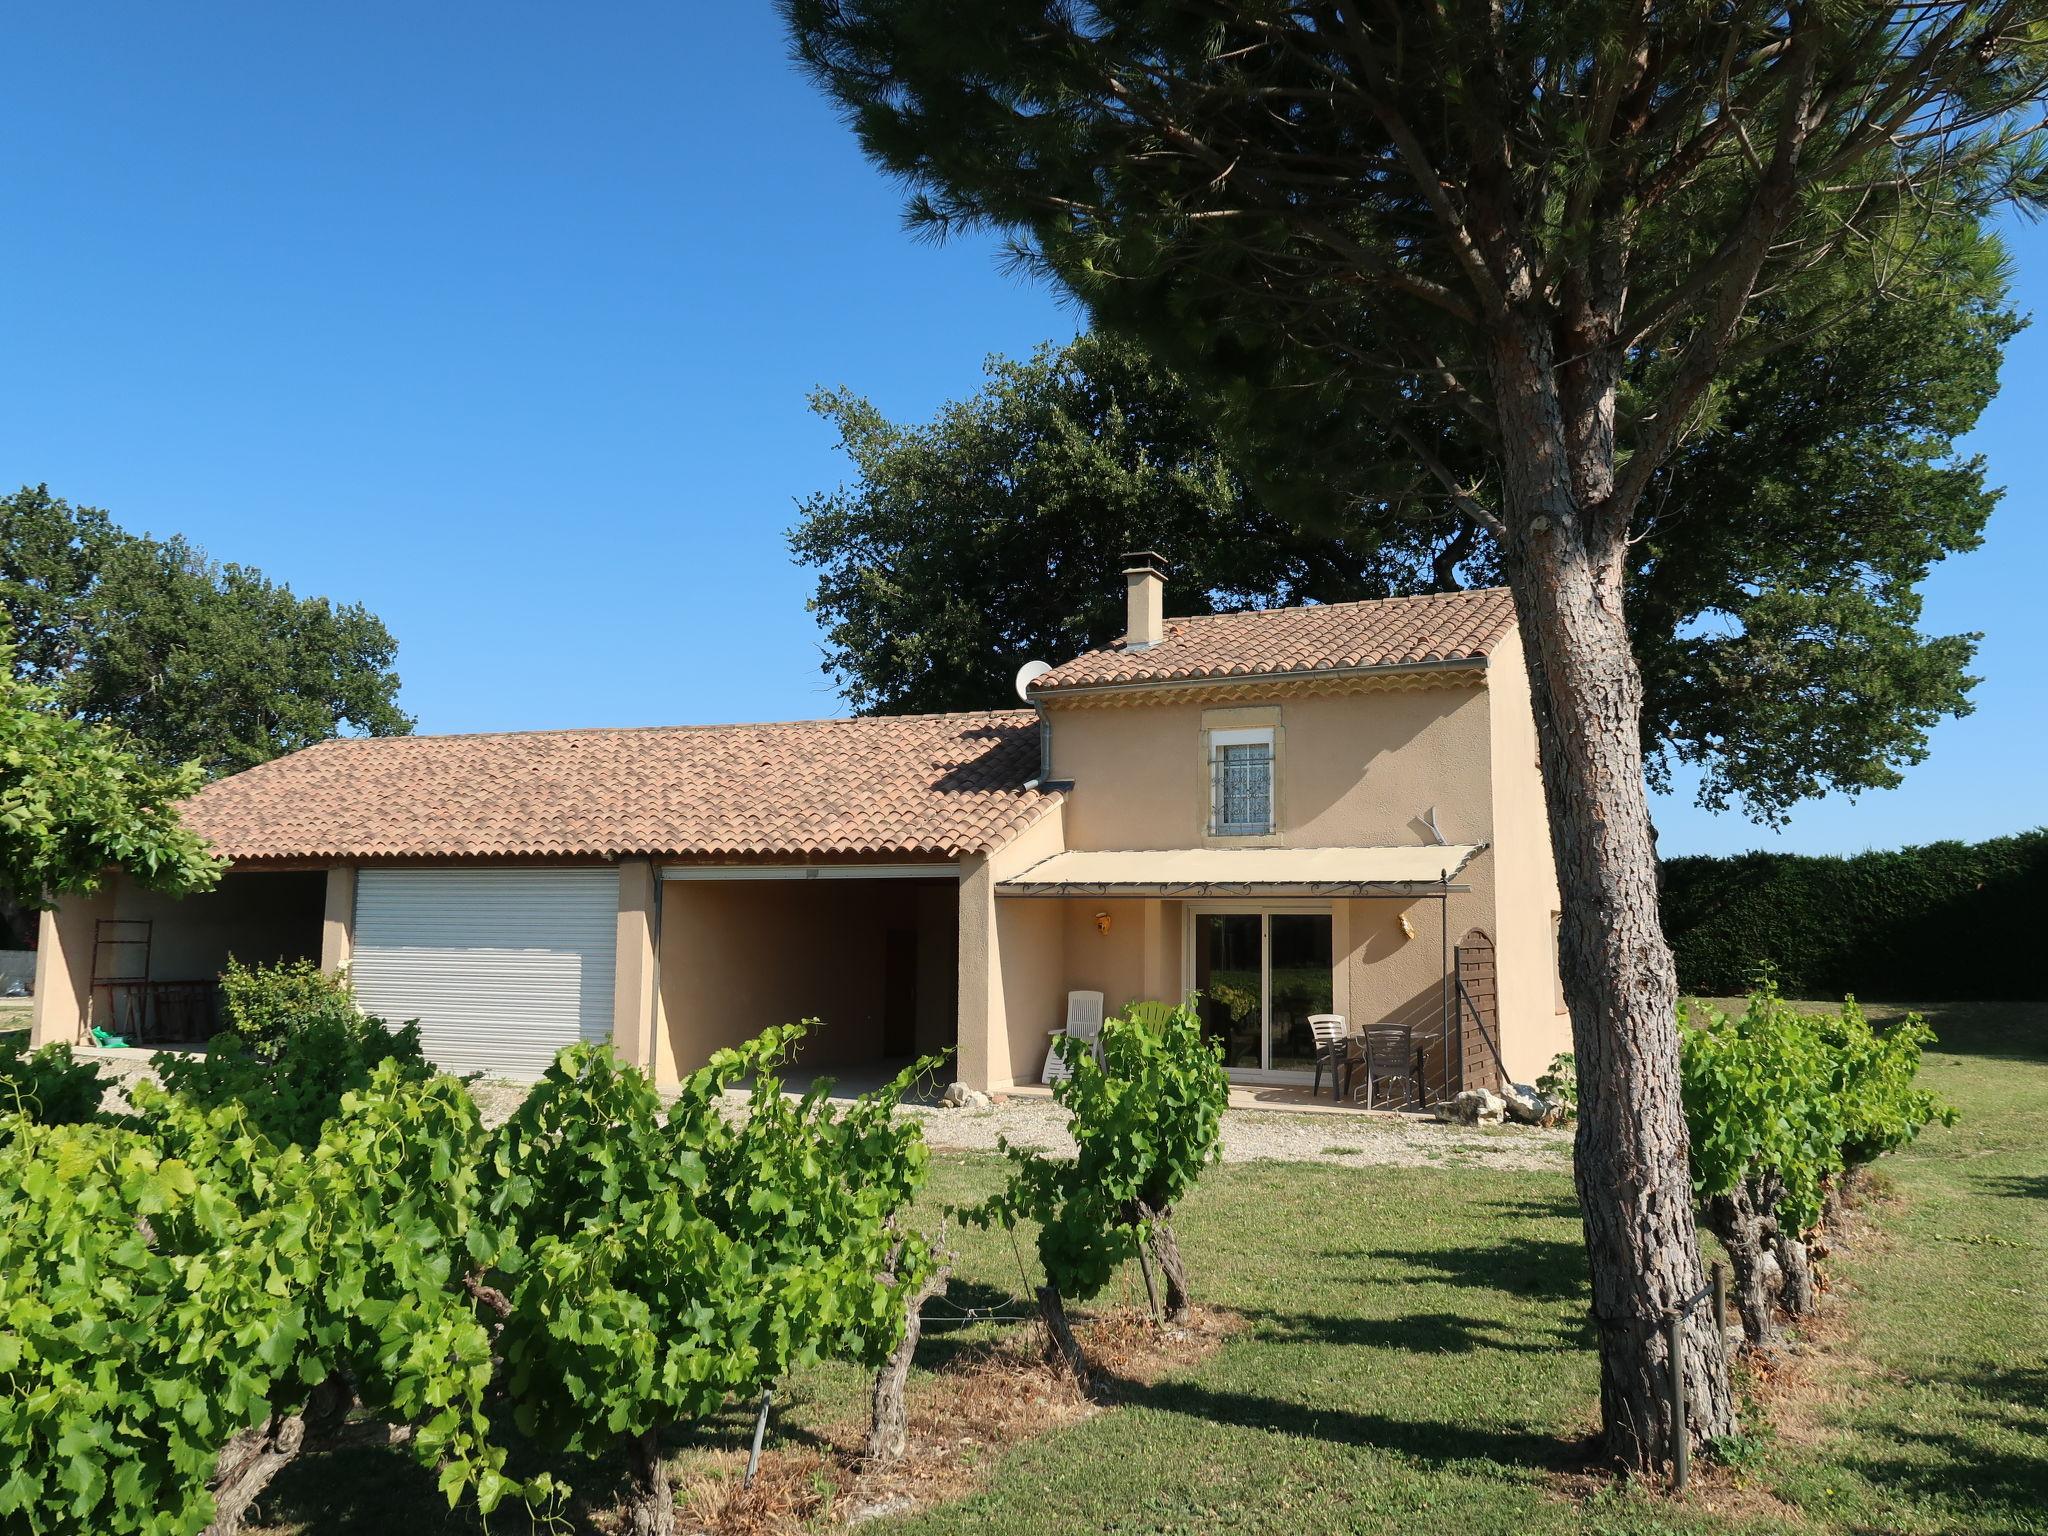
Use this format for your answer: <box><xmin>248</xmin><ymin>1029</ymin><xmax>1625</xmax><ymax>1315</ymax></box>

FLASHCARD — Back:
<box><xmin>249</xmin><ymin>998</ymin><xmax>2044</xmax><ymax>1535</ymax></box>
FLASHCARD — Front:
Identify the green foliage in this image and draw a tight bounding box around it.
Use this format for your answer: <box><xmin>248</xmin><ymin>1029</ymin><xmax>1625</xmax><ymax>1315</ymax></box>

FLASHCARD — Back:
<box><xmin>1679</xmin><ymin>988</ymin><xmax>1953</xmax><ymax>1233</ymax></box>
<box><xmin>0</xmin><ymin>1065</ymin><xmax>515</xmax><ymax>1536</ymax></box>
<box><xmin>158</xmin><ymin>959</ymin><xmax>431</xmax><ymax>1147</ymax></box>
<box><xmin>0</xmin><ymin>647</ymin><xmax>223</xmax><ymax>904</ymax></box>
<box><xmin>783</xmin><ymin>5</ymin><xmax>2033</xmax><ymax>825</ymax></box>
<box><xmin>970</xmin><ymin>1001</ymin><xmax>1226</xmax><ymax>1302</ymax></box>
<box><xmin>1813</xmin><ymin>999</ymin><xmax>1959</xmax><ymax>1168</ymax></box>
<box><xmin>153</xmin><ymin>1014</ymin><xmax>431</xmax><ymax>1151</ymax></box>
<box><xmin>0</xmin><ymin>1114</ymin><xmax>290</xmax><ymax>1534</ymax></box>
<box><xmin>793</xmin><ymin>283</ymin><xmax>2007</xmax><ymax>820</ymax></box>
<box><xmin>216</xmin><ymin>956</ymin><xmax>367</xmax><ymax>1050</ymax></box>
<box><xmin>1662</xmin><ymin>830</ymin><xmax>2046</xmax><ymax>999</ymax></box>
<box><xmin>0</xmin><ymin>1035</ymin><xmax>105</xmax><ymax>1126</ymax></box>
<box><xmin>1680</xmin><ymin>990</ymin><xmax>1847</xmax><ymax>1233</ymax></box>
<box><xmin>1535</xmin><ymin>1053</ymin><xmax>1578</xmax><ymax>1118</ymax></box>
<box><xmin>485</xmin><ymin>1027</ymin><xmax>938</xmax><ymax>1458</ymax></box>
<box><xmin>1</xmin><ymin>484</ymin><xmax>412</xmax><ymax>777</ymax></box>
<box><xmin>790</xmin><ymin>333</ymin><xmax>1402</xmax><ymax>715</ymax></box>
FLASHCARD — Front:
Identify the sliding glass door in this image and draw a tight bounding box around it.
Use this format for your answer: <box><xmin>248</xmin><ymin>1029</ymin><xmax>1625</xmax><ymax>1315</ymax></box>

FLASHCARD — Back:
<box><xmin>1191</xmin><ymin>909</ymin><xmax>1335</xmax><ymax>1077</ymax></box>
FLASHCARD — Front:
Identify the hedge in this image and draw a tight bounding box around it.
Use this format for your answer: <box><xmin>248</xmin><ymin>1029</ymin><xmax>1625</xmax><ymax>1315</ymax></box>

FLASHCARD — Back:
<box><xmin>1660</xmin><ymin>828</ymin><xmax>2048</xmax><ymax>1000</ymax></box>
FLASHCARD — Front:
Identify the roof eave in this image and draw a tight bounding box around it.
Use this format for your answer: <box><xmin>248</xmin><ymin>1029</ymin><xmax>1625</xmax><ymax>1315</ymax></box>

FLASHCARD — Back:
<box><xmin>1030</xmin><ymin>652</ymin><xmax>1493</xmax><ymax>702</ymax></box>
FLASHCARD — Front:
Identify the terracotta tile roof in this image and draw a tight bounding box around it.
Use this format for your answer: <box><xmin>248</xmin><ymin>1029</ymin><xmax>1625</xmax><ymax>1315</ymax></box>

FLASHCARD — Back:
<box><xmin>183</xmin><ymin>712</ymin><xmax>1056</xmax><ymax>863</ymax></box>
<box><xmin>1030</xmin><ymin>588</ymin><xmax>1516</xmax><ymax>694</ymax></box>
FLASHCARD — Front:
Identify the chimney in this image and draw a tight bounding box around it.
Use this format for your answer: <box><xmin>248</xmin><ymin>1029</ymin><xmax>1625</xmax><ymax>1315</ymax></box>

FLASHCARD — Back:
<box><xmin>1122</xmin><ymin>550</ymin><xmax>1168</xmax><ymax>650</ymax></box>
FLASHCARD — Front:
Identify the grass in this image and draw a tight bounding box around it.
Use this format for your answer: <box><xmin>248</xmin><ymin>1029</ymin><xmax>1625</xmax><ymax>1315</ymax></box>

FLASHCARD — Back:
<box><xmin>244</xmin><ymin>998</ymin><xmax>2043</xmax><ymax>1535</ymax></box>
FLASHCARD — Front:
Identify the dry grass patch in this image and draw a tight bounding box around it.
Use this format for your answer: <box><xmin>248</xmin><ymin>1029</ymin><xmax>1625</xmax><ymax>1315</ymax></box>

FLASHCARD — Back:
<box><xmin>635</xmin><ymin>1305</ymin><xmax>1236</xmax><ymax>1535</ymax></box>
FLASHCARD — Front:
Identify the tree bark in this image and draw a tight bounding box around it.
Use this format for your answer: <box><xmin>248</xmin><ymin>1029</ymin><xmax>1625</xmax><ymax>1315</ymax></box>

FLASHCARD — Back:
<box><xmin>1489</xmin><ymin>319</ymin><xmax>1737</xmax><ymax>1469</ymax></box>
<box><xmin>1036</xmin><ymin>1284</ymin><xmax>1089</xmax><ymax>1390</ymax></box>
<box><xmin>867</xmin><ymin>1256</ymin><xmax>950</xmax><ymax>1463</ymax></box>
<box><xmin>1141</xmin><ymin>1204</ymin><xmax>1192</xmax><ymax>1325</ymax></box>
<box><xmin>622</xmin><ymin>1426</ymin><xmax>676</xmax><ymax>1536</ymax></box>
<box><xmin>204</xmin><ymin>1376</ymin><xmax>352</xmax><ymax>1536</ymax></box>
<box><xmin>1774</xmin><ymin>1231</ymin><xmax>1817</xmax><ymax>1318</ymax></box>
<box><xmin>1703</xmin><ymin>1183</ymin><xmax>1782</xmax><ymax>1349</ymax></box>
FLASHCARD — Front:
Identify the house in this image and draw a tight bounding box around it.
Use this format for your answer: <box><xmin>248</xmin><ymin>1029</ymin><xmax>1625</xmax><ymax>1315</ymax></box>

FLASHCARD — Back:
<box><xmin>30</xmin><ymin>558</ymin><xmax>1569</xmax><ymax>1096</ymax></box>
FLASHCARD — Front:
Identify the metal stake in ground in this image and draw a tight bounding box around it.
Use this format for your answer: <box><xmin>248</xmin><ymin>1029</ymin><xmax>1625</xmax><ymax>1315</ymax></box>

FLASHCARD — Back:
<box><xmin>744</xmin><ymin>1387</ymin><xmax>774</xmax><ymax>1487</ymax></box>
<box><xmin>1665</xmin><ymin>1311</ymin><xmax>1689</xmax><ymax>1493</ymax></box>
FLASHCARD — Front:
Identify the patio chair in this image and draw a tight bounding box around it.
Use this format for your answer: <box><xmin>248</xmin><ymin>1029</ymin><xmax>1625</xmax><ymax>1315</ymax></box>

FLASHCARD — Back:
<box><xmin>1357</xmin><ymin>1023</ymin><xmax>1420</xmax><ymax>1110</ymax></box>
<box><xmin>1307</xmin><ymin>1013</ymin><xmax>1351</xmax><ymax>1101</ymax></box>
<box><xmin>1123</xmin><ymin>998</ymin><xmax>1179</xmax><ymax>1033</ymax></box>
<box><xmin>1042</xmin><ymin>990</ymin><xmax>1106</xmax><ymax>1084</ymax></box>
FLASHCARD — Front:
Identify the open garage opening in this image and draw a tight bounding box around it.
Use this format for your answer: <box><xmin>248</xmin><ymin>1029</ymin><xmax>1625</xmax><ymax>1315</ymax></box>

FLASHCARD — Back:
<box><xmin>656</xmin><ymin>871</ymin><xmax>959</xmax><ymax>1095</ymax></box>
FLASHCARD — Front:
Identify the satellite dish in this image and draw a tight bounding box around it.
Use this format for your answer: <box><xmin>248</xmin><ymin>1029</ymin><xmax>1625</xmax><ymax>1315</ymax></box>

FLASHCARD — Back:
<box><xmin>1014</xmin><ymin>659</ymin><xmax>1053</xmax><ymax>701</ymax></box>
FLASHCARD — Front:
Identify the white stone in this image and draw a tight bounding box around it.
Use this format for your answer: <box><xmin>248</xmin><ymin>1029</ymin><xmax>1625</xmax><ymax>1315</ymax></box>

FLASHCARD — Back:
<box><xmin>849</xmin><ymin>1494</ymin><xmax>918</xmax><ymax>1526</ymax></box>
<box><xmin>1502</xmin><ymin>1082</ymin><xmax>1562</xmax><ymax>1127</ymax></box>
<box><xmin>938</xmin><ymin>1082</ymin><xmax>993</xmax><ymax>1110</ymax></box>
<box><xmin>1435</xmin><ymin>1088</ymin><xmax>1507</xmax><ymax>1126</ymax></box>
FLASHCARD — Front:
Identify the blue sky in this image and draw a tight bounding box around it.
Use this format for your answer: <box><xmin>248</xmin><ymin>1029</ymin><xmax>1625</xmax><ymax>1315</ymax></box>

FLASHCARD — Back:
<box><xmin>4</xmin><ymin>4</ymin><xmax>2041</xmax><ymax>858</ymax></box>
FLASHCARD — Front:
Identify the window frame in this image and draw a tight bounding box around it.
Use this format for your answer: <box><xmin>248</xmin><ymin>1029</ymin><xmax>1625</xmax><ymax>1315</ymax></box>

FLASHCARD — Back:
<box><xmin>1208</xmin><ymin>726</ymin><xmax>1276</xmax><ymax>838</ymax></box>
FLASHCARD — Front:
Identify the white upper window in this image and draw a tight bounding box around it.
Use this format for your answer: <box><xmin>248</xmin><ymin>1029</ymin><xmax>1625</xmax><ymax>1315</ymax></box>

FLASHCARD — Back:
<box><xmin>1209</xmin><ymin>727</ymin><xmax>1274</xmax><ymax>836</ymax></box>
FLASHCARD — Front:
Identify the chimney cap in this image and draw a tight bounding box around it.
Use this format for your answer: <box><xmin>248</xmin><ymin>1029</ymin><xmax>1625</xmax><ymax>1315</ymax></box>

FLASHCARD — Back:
<box><xmin>1121</xmin><ymin>550</ymin><xmax>1169</xmax><ymax>577</ymax></box>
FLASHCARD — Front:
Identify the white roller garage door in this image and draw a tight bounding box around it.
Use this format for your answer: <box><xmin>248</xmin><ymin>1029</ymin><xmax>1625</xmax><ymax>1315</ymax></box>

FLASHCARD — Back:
<box><xmin>351</xmin><ymin>867</ymin><xmax>619</xmax><ymax>1079</ymax></box>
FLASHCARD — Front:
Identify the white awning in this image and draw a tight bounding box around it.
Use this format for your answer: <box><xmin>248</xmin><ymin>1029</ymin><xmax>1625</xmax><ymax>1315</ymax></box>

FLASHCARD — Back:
<box><xmin>994</xmin><ymin>844</ymin><xmax>1483</xmax><ymax>897</ymax></box>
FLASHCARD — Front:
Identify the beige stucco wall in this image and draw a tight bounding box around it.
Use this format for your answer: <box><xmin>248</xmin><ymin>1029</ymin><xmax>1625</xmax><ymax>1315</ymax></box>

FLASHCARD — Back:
<box><xmin>613</xmin><ymin>859</ymin><xmax>659</xmax><ymax>1072</ymax></box>
<box><xmin>1484</xmin><ymin>627</ymin><xmax>1571</xmax><ymax>1082</ymax></box>
<box><xmin>320</xmin><ymin>864</ymin><xmax>356</xmax><ymax>972</ymax></box>
<box><xmin>656</xmin><ymin>874</ymin><xmax>958</xmax><ymax>1086</ymax></box>
<box><xmin>1037</xmin><ymin>661</ymin><xmax>1563</xmax><ymax>1083</ymax></box>
<box><xmin>959</xmin><ymin>803</ymin><xmax>1068</xmax><ymax>1091</ymax></box>
<box><xmin>1044</xmin><ymin>680</ymin><xmax>1497</xmax><ymax>854</ymax></box>
<box><xmin>29</xmin><ymin>885</ymin><xmax>113</xmax><ymax>1047</ymax></box>
<box><xmin>1051</xmin><ymin>898</ymin><xmax>1186</xmax><ymax>1016</ymax></box>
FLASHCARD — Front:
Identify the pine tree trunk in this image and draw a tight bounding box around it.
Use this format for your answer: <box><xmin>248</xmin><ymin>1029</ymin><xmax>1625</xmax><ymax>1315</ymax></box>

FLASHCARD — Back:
<box><xmin>622</xmin><ymin>1426</ymin><xmax>676</xmax><ymax>1536</ymax></box>
<box><xmin>1037</xmin><ymin>1284</ymin><xmax>1089</xmax><ymax>1389</ymax></box>
<box><xmin>868</xmin><ymin>1258</ymin><xmax>950</xmax><ymax>1463</ymax></box>
<box><xmin>1704</xmin><ymin>1183</ymin><xmax>1782</xmax><ymax>1349</ymax></box>
<box><xmin>1491</xmin><ymin>324</ymin><xmax>1737</xmax><ymax>1469</ymax></box>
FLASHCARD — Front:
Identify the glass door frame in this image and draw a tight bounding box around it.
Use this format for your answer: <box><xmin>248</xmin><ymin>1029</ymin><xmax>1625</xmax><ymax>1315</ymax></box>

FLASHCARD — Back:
<box><xmin>1183</xmin><ymin>900</ymin><xmax>1335</xmax><ymax>1083</ymax></box>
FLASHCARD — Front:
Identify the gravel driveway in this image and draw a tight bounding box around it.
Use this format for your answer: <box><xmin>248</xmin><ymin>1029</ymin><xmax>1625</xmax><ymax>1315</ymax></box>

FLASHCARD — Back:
<box><xmin>896</xmin><ymin>1096</ymin><xmax>1572</xmax><ymax>1171</ymax></box>
<box><xmin>88</xmin><ymin>1050</ymin><xmax>1571</xmax><ymax>1173</ymax></box>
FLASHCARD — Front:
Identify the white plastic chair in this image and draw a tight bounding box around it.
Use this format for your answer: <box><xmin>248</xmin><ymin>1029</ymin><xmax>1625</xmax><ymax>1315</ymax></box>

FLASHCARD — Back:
<box><xmin>1308</xmin><ymin>1013</ymin><xmax>1351</xmax><ymax>1101</ymax></box>
<box><xmin>1042</xmin><ymin>990</ymin><xmax>1106</xmax><ymax>1084</ymax></box>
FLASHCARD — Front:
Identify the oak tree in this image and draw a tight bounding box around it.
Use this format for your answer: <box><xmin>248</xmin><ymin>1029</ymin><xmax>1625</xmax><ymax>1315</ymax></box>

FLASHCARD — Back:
<box><xmin>1</xmin><ymin>485</ymin><xmax>412</xmax><ymax>778</ymax></box>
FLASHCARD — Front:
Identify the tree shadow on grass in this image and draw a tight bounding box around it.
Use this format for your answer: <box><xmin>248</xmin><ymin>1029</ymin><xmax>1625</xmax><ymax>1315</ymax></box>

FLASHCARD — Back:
<box><xmin>1323</xmin><ymin>1215</ymin><xmax>1590</xmax><ymax>1310</ymax></box>
<box><xmin>1834</xmin><ymin>1362</ymin><xmax>2048</xmax><ymax>1530</ymax></box>
<box><xmin>1895</xmin><ymin>1000</ymin><xmax>2048</xmax><ymax>1065</ymax></box>
<box><xmin>1251</xmin><ymin>1305</ymin><xmax>1589</xmax><ymax>1356</ymax></box>
<box><xmin>1095</xmin><ymin>1369</ymin><xmax>1591</xmax><ymax>1476</ymax></box>
<box><xmin>1979</xmin><ymin>1170</ymin><xmax>2048</xmax><ymax>1201</ymax></box>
